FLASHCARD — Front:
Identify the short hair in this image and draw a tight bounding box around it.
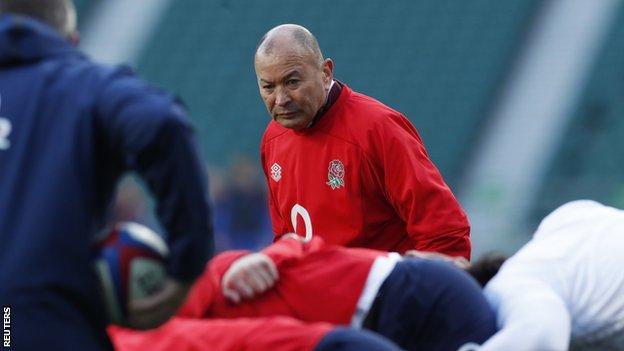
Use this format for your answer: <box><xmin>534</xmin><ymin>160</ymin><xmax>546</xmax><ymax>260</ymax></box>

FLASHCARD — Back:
<box><xmin>466</xmin><ymin>252</ymin><xmax>508</xmax><ymax>287</ymax></box>
<box><xmin>256</xmin><ymin>25</ymin><xmax>324</xmax><ymax>66</ymax></box>
<box><xmin>0</xmin><ymin>0</ymin><xmax>74</xmax><ymax>36</ymax></box>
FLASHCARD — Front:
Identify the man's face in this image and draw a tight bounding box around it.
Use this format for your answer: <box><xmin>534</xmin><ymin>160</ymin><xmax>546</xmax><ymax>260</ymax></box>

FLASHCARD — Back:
<box><xmin>255</xmin><ymin>50</ymin><xmax>332</xmax><ymax>130</ymax></box>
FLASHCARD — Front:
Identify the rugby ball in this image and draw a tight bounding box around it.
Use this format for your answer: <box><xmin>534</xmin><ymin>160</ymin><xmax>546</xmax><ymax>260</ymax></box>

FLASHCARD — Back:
<box><xmin>93</xmin><ymin>222</ymin><xmax>169</xmax><ymax>325</ymax></box>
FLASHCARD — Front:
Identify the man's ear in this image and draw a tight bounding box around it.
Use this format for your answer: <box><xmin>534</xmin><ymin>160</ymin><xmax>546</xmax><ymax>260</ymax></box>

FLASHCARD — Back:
<box><xmin>322</xmin><ymin>58</ymin><xmax>334</xmax><ymax>86</ymax></box>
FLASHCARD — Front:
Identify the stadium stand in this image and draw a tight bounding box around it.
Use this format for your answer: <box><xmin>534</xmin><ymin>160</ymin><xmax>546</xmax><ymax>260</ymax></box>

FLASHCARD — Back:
<box><xmin>532</xmin><ymin>5</ymin><xmax>624</xmax><ymax>223</ymax></box>
<box><xmin>136</xmin><ymin>0</ymin><xmax>539</xmax><ymax>187</ymax></box>
<box><xmin>73</xmin><ymin>0</ymin><xmax>94</xmax><ymax>25</ymax></box>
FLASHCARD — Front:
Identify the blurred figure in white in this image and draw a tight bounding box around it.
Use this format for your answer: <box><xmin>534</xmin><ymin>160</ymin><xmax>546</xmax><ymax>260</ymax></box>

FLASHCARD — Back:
<box><xmin>470</xmin><ymin>200</ymin><xmax>624</xmax><ymax>350</ymax></box>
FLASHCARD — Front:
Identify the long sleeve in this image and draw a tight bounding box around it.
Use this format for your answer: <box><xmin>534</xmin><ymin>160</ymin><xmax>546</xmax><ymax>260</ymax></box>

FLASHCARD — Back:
<box><xmin>176</xmin><ymin>251</ymin><xmax>248</xmax><ymax>318</ymax></box>
<box><xmin>373</xmin><ymin>115</ymin><xmax>471</xmax><ymax>259</ymax></box>
<box><xmin>261</xmin><ymin>142</ymin><xmax>286</xmax><ymax>237</ymax></box>
<box><xmin>96</xmin><ymin>67</ymin><xmax>214</xmax><ymax>282</ymax></box>
<box><xmin>479</xmin><ymin>282</ymin><xmax>571</xmax><ymax>351</ymax></box>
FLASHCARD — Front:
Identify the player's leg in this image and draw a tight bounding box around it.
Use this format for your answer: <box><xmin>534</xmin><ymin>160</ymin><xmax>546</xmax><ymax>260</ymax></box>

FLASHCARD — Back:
<box><xmin>364</xmin><ymin>258</ymin><xmax>497</xmax><ymax>351</ymax></box>
<box><xmin>313</xmin><ymin>327</ymin><xmax>402</xmax><ymax>351</ymax></box>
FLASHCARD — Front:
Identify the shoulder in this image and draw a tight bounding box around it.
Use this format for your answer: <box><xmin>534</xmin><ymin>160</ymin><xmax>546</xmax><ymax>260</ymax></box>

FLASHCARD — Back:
<box><xmin>321</xmin><ymin>86</ymin><xmax>424</xmax><ymax>165</ymax></box>
<box><xmin>345</xmin><ymin>88</ymin><xmax>411</xmax><ymax>127</ymax></box>
<box><xmin>36</xmin><ymin>56</ymin><xmax>129</xmax><ymax>99</ymax></box>
<box><xmin>535</xmin><ymin>200</ymin><xmax>614</xmax><ymax>239</ymax></box>
<box><xmin>93</xmin><ymin>64</ymin><xmax>184</xmax><ymax>119</ymax></box>
<box><xmin>339</xmin><ymin>86</ymin><xmax>420</xmax><ymax>143</ymax></box>
<box><xmin>57</xmin><ymin>60</ymin><xmax>167</xmax><ymax>107</ymax></box>
<box><xmin>96</xmin><ymin>65</ymin><xmax>169</xmax><ymax>99</ymax></box>
<box><xmin>60</xmin><ymin>58</ymin><xmax>132</xmax><ymax>86</ymax></box>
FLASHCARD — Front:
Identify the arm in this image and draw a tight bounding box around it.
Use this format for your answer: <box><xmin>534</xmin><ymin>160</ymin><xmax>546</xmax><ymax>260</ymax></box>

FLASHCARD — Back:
<box><xmin>176</xmin><ymin>251</ymin><xmax>248</xmax><ymax>318</ymax></box>
<box><xmin>374</xmin><ymin>115</ymin><xmax>470</xmax><ymax>258</ymax></box>
<box><xmin>221</xmin><ymin>236</ymin><xmax>310</xmax><ymax>303</ymax></box>
<box><xmin>96</xmin><ymin>67</ymin><xmax>214</xmax><ymax>282</ymax></box>
<box><xmin>96</xmin><ymin>68</ymin><xmax>214</xmax><ymax>327</ymax></box>
<box><xmin>479</xmin><ymin>286</ymin><xmax>571</xmax><ymax>350</ymax></box>
<box><xmin>261</xmin><ymin>141</ymin><xmax>286</xmax><ymax>238</ymax></box>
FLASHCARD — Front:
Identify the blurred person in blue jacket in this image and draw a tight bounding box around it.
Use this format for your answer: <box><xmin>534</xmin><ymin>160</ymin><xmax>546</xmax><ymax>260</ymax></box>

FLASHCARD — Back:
<box><xmin>0</xmin><ymin>0</ymin><xmax>214</xmax><ymax>349</ymax></box>
<box><xmin>222</xmin><ymin>156</ymin><xmax>272</xmax><ymax>251</ymax></box>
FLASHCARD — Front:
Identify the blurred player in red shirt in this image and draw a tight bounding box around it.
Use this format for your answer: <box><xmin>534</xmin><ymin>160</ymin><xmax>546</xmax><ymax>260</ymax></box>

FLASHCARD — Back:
<box><xmin>109</xmin><ymin>317</ymin><xmax>401</xmax><ymax>351</ymax></box>
<box><xmin>256</xmin><ymin>24</ymin><xmax>470</xmax><ymax>258</ymax></box>
<box><xmin>175</xmin><ymin>235</ymin><xmax>495</xmax><ymax>351</ymax></box>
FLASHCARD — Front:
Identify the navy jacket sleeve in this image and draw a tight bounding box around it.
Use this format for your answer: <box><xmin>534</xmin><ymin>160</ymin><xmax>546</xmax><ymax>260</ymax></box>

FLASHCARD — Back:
<box><xmin>95</xmin><ymin>67</ymin><xmax>214</xmax><ymax>282</ymax></box>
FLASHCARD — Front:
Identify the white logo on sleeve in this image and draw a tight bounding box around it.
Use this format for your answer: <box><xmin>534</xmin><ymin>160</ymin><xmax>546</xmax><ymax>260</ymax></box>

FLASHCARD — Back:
<box><xmin>270</xmin><ymin>163</ymin><xmax>282</xmax><ymax>182</ymax></box>
<box><xmin>0</xmin><ymin>95</ymin><xmax>11</xmax><ymax>150</ymax></box>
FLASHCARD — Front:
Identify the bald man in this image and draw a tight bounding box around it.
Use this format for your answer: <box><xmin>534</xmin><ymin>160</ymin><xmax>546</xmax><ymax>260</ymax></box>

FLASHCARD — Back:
<box><xmin>256</xmin><ymin>24</ymin><xmax>470</xmax><ymax>257</ymax></box>
<box><xmin>0</xmin><ymin>0</ymin><xmax>213</xmax><ymax>349</ymax></box>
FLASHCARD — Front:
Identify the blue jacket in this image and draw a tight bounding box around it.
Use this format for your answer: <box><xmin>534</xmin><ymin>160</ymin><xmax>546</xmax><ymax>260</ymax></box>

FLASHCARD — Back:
<box><xmin>0</xmin><ymin>15</ymin><xmax>213</xmax><ymax>349</ymax></box>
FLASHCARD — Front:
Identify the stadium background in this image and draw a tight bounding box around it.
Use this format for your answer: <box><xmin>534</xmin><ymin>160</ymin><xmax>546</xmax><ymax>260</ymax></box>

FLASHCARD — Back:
<box><xmin>75</xmin><ymin>0</ymin><xmax>624</xmax><ymax>257</ymax></box>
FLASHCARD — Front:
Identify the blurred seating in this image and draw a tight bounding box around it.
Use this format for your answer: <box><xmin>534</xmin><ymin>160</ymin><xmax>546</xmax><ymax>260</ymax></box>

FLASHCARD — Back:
<box><xmin>532</xmin><ymin>6</ymin><xmax>624</xmax><ymax>223</ymax></box>
<box><xmin>209</xmin><ymin>156</ymin><xmax>273</xmax><ymax>252</ymax></box>
<box><xmin>73</xmin><ymin>0</ymin><xmax>94</xmax><ymax>25</ymax></box>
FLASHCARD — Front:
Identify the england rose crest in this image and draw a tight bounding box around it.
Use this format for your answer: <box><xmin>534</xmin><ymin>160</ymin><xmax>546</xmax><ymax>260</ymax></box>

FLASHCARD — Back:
<box><xmin>326</xmin><ymin>160</ymin><xmax>345</xmax><ymax>189</ymax></box>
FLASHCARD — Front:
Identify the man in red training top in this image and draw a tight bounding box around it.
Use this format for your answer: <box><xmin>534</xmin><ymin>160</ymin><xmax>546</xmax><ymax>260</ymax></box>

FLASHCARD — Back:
<box><xmin>176</xmin><ymin>235</ymin><xmax>495</xmax><ymax>351</ymax></box>
<box><xmin>256</xmin><ymin>24</ymin><xmax>470</xmax><ymax>258</ymax></box>
<box><xmin>109</xmin><ymin>316</ymin><xmax>401</xmax><ymax>351</ymax></box>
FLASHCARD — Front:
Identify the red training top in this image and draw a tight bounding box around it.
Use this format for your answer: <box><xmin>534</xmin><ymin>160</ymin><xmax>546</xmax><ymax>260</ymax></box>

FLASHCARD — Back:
<box><xmin>261</xmin><ymin>83</ymin><xmax>470</xmax><ymax>258</ymax></box>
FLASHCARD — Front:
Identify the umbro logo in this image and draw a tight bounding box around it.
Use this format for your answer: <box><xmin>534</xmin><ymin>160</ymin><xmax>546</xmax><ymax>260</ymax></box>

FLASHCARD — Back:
<box><xmin>270</xmin><ymin>163</ymin><xmax>282</xmax><ymax>182</ymax></box>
